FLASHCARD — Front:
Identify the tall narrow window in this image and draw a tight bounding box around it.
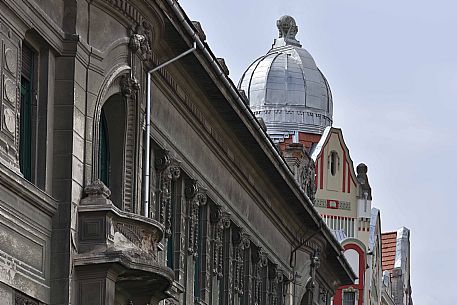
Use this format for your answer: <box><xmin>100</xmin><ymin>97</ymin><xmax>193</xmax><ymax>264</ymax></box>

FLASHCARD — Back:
<box><xmin>20</xmin><ymin>44</ymin><xmax>34</xmax><ymax>181</ymax></box>
<box><xmin>330</xmin><ymin>151</ymin><xmax>338</xmax><ymax>176</ymax></box>
<box><xmin>98</xmin><ymin>94</ymin><xmax>126</xmax><ymax>208</ymax></box>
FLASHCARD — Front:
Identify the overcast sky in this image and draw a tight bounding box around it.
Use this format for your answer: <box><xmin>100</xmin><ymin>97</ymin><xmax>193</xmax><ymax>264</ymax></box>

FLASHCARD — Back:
<box><xmin>179</xmin><ymin>0</ymin><xmax>457</xmax><ymax>304</ymax></box>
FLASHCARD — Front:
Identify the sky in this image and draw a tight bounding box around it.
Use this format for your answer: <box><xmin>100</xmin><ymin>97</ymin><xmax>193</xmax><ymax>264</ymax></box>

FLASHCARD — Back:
<box><xmin>179</xmin><ymin>0</ymin><xmax>457</xmax><ymax>304</ymax></box>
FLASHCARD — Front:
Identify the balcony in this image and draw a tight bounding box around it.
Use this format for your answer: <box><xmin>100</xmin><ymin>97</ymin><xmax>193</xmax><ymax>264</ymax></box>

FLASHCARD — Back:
<box><xmin>75</xmin><ymin>180</ymin><xmax>173</xmax><ymax>304</ymax></box>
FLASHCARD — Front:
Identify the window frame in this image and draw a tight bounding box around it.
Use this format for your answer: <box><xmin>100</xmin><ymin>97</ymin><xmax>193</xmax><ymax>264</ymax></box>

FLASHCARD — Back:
<box><xmin>19</xmin><ymin>42</ymin><xmax>37</xmax><ymax>182</ymax></box>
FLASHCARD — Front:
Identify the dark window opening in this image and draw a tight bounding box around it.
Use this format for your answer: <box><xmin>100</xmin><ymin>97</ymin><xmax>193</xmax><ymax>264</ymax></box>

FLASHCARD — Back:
<box><xmin>99</xmin><ymin>109</ymin><xmax>110</xmax><ymax>186</ymax></box>
<box><xmin>20</xmin><ymin>44</ymin><xmax>34</xmax><ymax>181</ymax></box>
<box><xmin>330</xmin><ymin>151</ymin><xmax>338</xmax><ymax>176</ymax></box>
<box><xmin>98</xmin><ymin>94</ymin><xmax>126</xmax><ymax>208</ymax></box>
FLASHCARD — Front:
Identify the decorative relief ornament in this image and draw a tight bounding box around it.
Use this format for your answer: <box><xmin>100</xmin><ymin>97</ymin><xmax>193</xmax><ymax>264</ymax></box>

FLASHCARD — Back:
<box><xmin>232</xmin><ymin>230</ymin><xmax>250</xmax><ymax>295</ymax></box>
<box><xmin>306</xmin><ymin>248</ymin><xmax>321</xmax><ymax>296</ymax></box>
<box><xmin>210</xmin><ymin>204</ymin><xmax>222</xmax><ymax>225</ymax></box>
<box><xmin>212</xmin><ymin>207</ymin><xmax>230</xmax><ymax>277</ymax></box>
<box><xmin>3</xmin><ymin>107</ymin><xmax>15</xmax><ymax>133</ymax></box>
<box><xmin>15</xmin><ymin>292</ymin><xmax>39</xmax><ymax>305</ymax></box>
<box><xmin>184</xmin><ymin>179</ymin><xmax>198</xmax><ymax>200</ymax></box>
<box><xmin>155</xmin><ymin>150</ymin><xmax>181</xmax><ymax>237</ymax></box>
<box><xmin>5</xmin><ymin>48</ymin><xmax>17</xmax><ymax>75</ymax></box>
<box><xmin>84</xmin><ymin>179</ymin><xmax>111</xmax><ymax>198</ymax></box>
<box><xmin>185</xmin><ymin>179</ymin><xmax>207</xmax><ymax>256</ymax></box>
<box><xmin>155</xmin><ymin>149</ymin><xmax>171</xmax><ymax>171</ymax></box>
<box><xmin>129</xmin><ymin>22</ymin><xmax>153</xmax><ymax>61</ymax></box>
<box><xmin>250</xmin><ymin>246</ymin><xmax>267</xmax><ymax>304</ymax></box>
<box><xmin>302</xmin><ymin>160</ymin><xmax>317</xmax><ymax>202</ymax></box>
<box><xmin>5</xmin><ymin>78</ymin><xmax>16</xmax><ymax>104</ymax></box>
<box><xmin>269</xmin><ymin>263</ymin><xmax>279</xmax><ymax>305</ymax></box>
<box><xmin>120</xmin><ymin>75</ymin><xmax>139</xmax><ymax>98</ymax></box>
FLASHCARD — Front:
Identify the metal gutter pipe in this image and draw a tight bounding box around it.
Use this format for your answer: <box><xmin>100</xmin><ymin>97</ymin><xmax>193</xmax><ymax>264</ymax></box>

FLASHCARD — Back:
<box><xmin>143</xmin><ymin>43</ymin><xmax>196</xmax><ymax>218</ymax></box>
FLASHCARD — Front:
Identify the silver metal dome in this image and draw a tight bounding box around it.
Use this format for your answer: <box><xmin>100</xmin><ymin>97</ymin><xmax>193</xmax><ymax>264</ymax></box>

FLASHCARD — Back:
<box><xmin>238</xmin><ymin>15</ymin><xmax>333</xmax><ymax>141</ymax></box>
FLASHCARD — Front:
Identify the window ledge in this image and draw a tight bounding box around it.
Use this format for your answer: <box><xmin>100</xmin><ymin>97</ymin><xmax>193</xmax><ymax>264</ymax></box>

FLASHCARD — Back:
<box><xmin>0</xmin><ymin>160</ymin><xmax>57</xmax><ymax>216</ymax></box>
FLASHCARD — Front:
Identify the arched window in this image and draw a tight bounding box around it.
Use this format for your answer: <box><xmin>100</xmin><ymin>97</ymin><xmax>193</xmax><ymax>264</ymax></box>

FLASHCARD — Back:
<box><xmin>98</xmin><ymin>94</ymin><xmax>126</xmax><ymax>208</ymax></box>
<box><xmin>330</xmin><ymin>151</ymin><xmax>338</xmax><ymax>176</ymax></box>
<box><xmin>344</xmin><ymin>248</ymin><xmax>360</xmax><ymax>284</ymax></box>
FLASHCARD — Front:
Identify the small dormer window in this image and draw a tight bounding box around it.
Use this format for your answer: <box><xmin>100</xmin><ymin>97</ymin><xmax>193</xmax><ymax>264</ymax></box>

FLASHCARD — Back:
<box><xmin>330</xmin><ymin>151</ymin><xmax>339</xmax><ymax>176</ymax></box>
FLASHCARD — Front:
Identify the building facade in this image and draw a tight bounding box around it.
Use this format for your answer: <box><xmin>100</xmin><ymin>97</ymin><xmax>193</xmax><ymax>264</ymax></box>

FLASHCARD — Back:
<box><xmin>238</xmin><ymin>14</ymin><xmax>411</xmax><ymax>305</ymax></box>
<box><xmin>0</xmin><ymin>1</ymin><xmax>356</xmax><ymax>305</ymax></box>
<box><xmin>381</xmin><ymin>228</ymin><xmax>413</xmax><ymax>305</ymax></box>
<box><xmin>309</xmin><ymin>128</ymin><xmax>374</xmax><ymax>305</ymax></box>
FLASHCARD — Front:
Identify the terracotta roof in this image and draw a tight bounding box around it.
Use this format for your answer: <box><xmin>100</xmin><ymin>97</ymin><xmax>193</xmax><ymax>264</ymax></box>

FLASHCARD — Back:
<box><xmin>381</xmin><ymin>231</ymin><xmax>397</xmax><ymax>272</ymax></box>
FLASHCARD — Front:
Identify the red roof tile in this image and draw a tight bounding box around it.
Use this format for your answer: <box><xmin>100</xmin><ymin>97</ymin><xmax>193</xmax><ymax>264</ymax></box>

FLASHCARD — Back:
<box><xmin>381</xmin><ymin>232</ymin><xmax>397</xmax><ymax>272</ymax></box>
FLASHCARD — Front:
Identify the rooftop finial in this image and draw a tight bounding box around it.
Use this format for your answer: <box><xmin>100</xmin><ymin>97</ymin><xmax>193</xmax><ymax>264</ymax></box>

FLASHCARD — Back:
<box><xmin>274</xmin><ymin>15</ymin><xmax>301</xmax><ymax>48</ymax></box>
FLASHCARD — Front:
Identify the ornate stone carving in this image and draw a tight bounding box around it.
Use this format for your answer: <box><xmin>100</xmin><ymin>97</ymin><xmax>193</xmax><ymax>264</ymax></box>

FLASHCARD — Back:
<box><xmin>302</xmin><ymin>160</ymin><xmax>316</xmax><ymax>202</ymax></box>
<box><xmin>78</xmin><ymin>202</ymin><xmax>162</xmax><ymax>263</ymax></box>
<box><xmin>268</xmin><ymin>263</ymin><xmax>279</xmax><ymax>305</ymax></box>
<box><xmin>5</xmin><ymin>78</ymin><xmax>16</xmax><ymax>104</ymax></box>
<box><xmin>114</xmin><ymin>222</ymin><xmax>159</xmax><ymax>259</ymax></box>
<box><xmin>15</xmin><ymin>292</ymin><xmax>38</xmax><ymax>305</ymax></box>
<box><xmin>84</xmin><ymin>180</ymin><xmax>111</xmax><ymax>198</ymax></box>
<box><xmin>5</xmin><ymin>48</ymin><xmax>17</xmax><ymax>75</ymax></box>
<box><xmin>276</xmin><ymin>270</ymin><xmax>288</xmax><ymax>305</ymax></box>
<box><xmin>129</xmin><ymin>33</ymin><xmax>146</xmax><ymax>53</ymax></box>
<box><xmin>3</xmin><ymin>107</ymin><xmax>15</xmax><ymax>133</ymax></box>
<box><xmin>210</xmin><ymin>204</ymin><xmax>222</xmax><ymax>225</ymax></box>
<box><xmin>212</xmin><ymin>206</ymin><xmax>230</xmax><ymax>277</ymax></box>
<box><xmin>155</xmin><ymin>149</ymin><xmax>171</xmax><ymax>171</ymax></box>
<box><xmin>311</xmin><ymin>249</ymin><xmax>321</xmax><ymax>274</ymax></box>
<box><xmin>232</xmin><ymin>230</ymin><xmax>250</xmax><ymax>295</ymax></box>
<box><xmin>319</xmin><ymin>287</ymin><xmax>328</xmax><ymax>303</ymax></box>
<box><xmin>155</xmin><ymin>150</ymin><xmax>181</xmax><ymax>236</ymax></box>
<box><xmin>120</xmin><ymin>74</ymin><xmax>139</xmax><ymax>98</ymax></box>
<box><xmin>276</xmin><ymin>15</ymin><xmax>299</xmax><ymax>42</ymax></box>
<box><xmin>251</xmin><ymin>247</ymin><xmax>266</xmax><ymax>305</ymax></box>
<box><xmin>304</xmin><ymin>248</ymin><xmax>321</xmax><ymax>303</ymax></box>
<box><xmin>185</xmin><ymin>179</ymin><xmax>207</xmax><ymax>256</ymax></box>
<box><xmin>129</xmin><ymin>22</ymin><xmax>153</xmax><ymax>62</ymax></box>
<box><xmin>118</xmin><ymin>73</ymin><xmax>140</xmax><ymax>213</ymax></box>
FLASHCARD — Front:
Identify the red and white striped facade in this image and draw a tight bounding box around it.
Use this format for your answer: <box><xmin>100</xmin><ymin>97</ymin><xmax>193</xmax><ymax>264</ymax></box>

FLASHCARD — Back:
<box><xmin>282</xmin><ymin>127</ymin><xmax>376</xmax><ymax>305</ymax></box>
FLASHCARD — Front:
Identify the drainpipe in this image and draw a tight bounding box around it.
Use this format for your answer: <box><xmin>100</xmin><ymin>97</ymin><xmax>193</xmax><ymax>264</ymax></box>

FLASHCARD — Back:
<box><xmin>143</xmin><ymin>43</ymin><xmax>196</xmax><ymax>217</ymax></box>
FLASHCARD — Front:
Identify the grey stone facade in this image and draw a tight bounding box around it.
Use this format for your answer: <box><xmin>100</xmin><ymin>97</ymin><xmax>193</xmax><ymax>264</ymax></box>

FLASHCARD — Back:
<box><xmin>0</xmin><ymin>1</ymin><xmax>355</xmax><ymax>304</ymax></box>
<box><xmin>391</xmin><ymin>228</ymin><xmax>413</xmax><ymax>305</ymax></box>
